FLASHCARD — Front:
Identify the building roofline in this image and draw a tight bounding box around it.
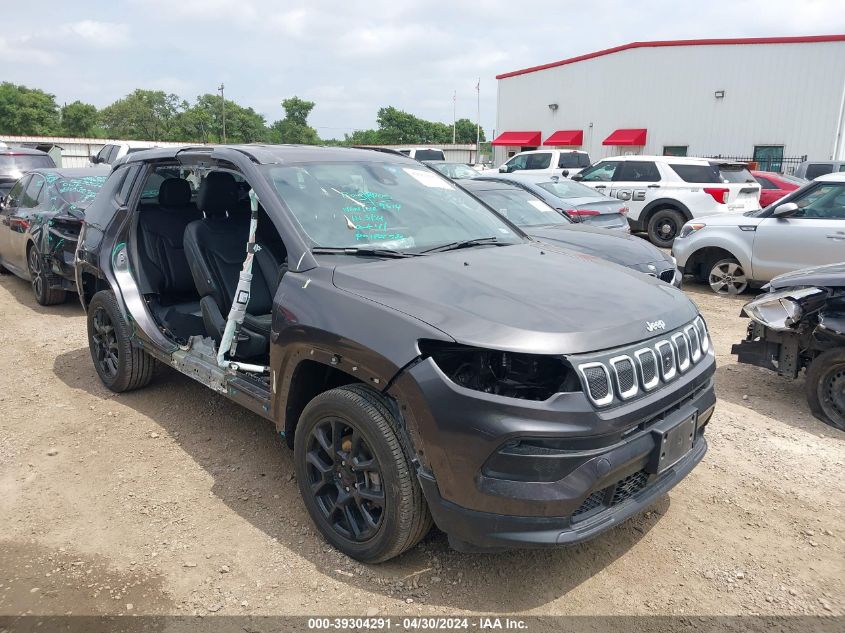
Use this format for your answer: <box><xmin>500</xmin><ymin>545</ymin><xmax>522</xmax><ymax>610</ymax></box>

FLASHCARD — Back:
<box><xmin>495</xmin><ymin>34</ymin><xmax>845</xmax><ymax>79</ymax></box>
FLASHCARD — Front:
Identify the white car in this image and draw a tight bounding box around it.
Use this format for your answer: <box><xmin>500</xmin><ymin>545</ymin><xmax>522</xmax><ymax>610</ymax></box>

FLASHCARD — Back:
<box><xmin>672</xmin><ymin>172</ymin><xmax>845</xmax><ymax>294</ymax></box>
<box><xmin>89</xmin><ymin>141</ymin><xmax>161</xmax><ymax>167</ymax></box>
<box><xmin>499</xmin><ymin>149</ymin><xmax>591</xmax><ymax>178</ymax></box>
<box><xmin>396</xmin><ymin>147</ymin><xmax>446</xmax><ymax>161</ymax></box>
<box><xmin>572</xmin><ymin>156</ymin><xmax>762</xmax><ymax>247</ymax></box>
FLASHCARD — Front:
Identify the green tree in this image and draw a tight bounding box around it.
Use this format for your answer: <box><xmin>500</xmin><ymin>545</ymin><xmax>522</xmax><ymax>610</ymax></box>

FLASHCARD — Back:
<box><xmin>60</xmin><ymin>101</ymin><xmax>99</xmax><ymax>137</ymax></box>
<box><xmin>454</xmin><ymin>118</ymin><xmax>485</xmax><ymax>144</ymax></box>
<box><xmin>268</xmin><ymin>96</ymin><xmax>320</xmax><ymax>144</ymax></box>
<box><xmin>0</xmin><ymin>82</ymin><xmax>60</xmax><ymax>135</ymax></box>
<box><xmin>187</xmin><ymin>94</ymin><xmax>268</xmax><ymax>143</ymax></box>
<box><xmin>99</xmin><ymin>89</ymin><xmax>185</xmax><ymax>141</ymax></box>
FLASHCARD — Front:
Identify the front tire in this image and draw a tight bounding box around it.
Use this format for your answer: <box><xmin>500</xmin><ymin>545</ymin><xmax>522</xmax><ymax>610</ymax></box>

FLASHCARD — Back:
<box><xmin>805</xmin><ymin>349</ymin><xmax>845</xmax><ymax>431</ymax></box>
<box><xmin>294</xmin><ymin>384</ymin><xmax>432</xmax><ymax>563</ymax></box>
<box><xmin>708</xmin><ymin>257</ymin><xmax>748</xmax><ymax>295</ymax></box>
<box><xmin>646</xmin><ymin>208</ymin><xmax>686</xmax><ymax>248</ymax></box>
<box><xmin>28</xmin><ymin>244</ymin><xmax>66</xmax><ymax>306</ymax></box>
<box><xmin>86</xmin><ymin>290</ymin><xmax>155</xmax><ymax>392</ymax></box>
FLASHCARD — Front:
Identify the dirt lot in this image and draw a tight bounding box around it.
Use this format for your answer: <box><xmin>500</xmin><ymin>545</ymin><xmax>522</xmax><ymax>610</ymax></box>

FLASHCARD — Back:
<box><xmin>0</xmin><ymin>272</ymin><xmax>842</xmax><ymax>623</ymax></box>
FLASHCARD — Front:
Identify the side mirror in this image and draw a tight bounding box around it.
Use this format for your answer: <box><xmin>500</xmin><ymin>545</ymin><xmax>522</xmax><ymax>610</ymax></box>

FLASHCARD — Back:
<box><xmin>571</xmin><ymin>173</ymin><xmax>584</xmax><ymax>181</ymax></box>
<box><xmin>561</xmin><ymin>169</ymin><xmax>570</xmax><ymax>177</ymax></box>
<box><xmin>90</xmin><ymin>154</ymin><xmax>99</xmax><ymax>164</ymax></box>
<box><xmin>498</xmin><ymin>165</ymin><xmax>509</xmax><ymax>173</ymax></box>
<box><xmin>773</xmin><ymin>202</ymin><xmax>799</xmax><ymax>218</ymax></box>
<box><xmin>0</xmin><ymin>195</ymin><xmax>5</xmax><ymax>209</ymax></box>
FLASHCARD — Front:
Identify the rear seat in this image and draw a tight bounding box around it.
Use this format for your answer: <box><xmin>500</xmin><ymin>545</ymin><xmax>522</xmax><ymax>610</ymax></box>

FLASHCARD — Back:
<box><xmin>136</xmin><ymin>178</ymin><xmax>202</xmax><ymax>302</ymax></box>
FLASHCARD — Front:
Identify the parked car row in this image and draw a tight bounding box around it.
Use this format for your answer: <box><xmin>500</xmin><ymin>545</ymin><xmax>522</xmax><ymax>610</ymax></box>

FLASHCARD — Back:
<box><xmin>0</xmin><ymin>144</ymin><xmax>717</xmax><ymax>563</ymax></box>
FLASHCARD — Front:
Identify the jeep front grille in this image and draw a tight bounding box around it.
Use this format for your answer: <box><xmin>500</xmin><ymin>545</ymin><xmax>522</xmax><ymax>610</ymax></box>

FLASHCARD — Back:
<box><xmin>579</xmin><ymin>363</ymin><xmax>612</xmax><ymax>406</ymax></box>
<box><xmin>577</xmin><ymin>319</ymin><xmax>710</xmax><ymax>408</ymax></box>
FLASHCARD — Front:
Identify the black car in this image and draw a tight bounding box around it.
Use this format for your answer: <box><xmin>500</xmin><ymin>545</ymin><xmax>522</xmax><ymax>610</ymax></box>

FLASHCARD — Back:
<box><xmin>461</xmin><ymin>179</ymin><xmax>680</xmax><ymax>285</ymax></box>
<box><xmin>0</xmin><ymin>167</ymin><xmax>109</xmax><ymax>304</ymax></box>
<box><xmin>732</xmin><ymin>263</ymin><xmax>845</xmax><ymax>430</ymax></box>
<box><xmin>76</xmin><ymin>145</ymin><xmax>715</xmax><ymax>562</ymax></box>
<box><xmin>0</xmin><ymin>146</ymin><xmax>55</xmax><ymax>198</ymax></box>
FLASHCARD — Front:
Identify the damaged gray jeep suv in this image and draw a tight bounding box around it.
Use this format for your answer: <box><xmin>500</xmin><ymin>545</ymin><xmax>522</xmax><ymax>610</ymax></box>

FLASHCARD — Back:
<box><xmin>76</xmin><ymin>145</ymin><xmax>716</xmax><ymax>562</ymax></box>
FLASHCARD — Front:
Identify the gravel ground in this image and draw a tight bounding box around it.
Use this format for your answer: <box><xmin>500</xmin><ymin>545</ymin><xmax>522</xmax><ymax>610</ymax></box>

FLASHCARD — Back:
<box><xmin>0</xmin><ymin>272</ymin><xmax>842</xmax><ymax>623</ymax></box>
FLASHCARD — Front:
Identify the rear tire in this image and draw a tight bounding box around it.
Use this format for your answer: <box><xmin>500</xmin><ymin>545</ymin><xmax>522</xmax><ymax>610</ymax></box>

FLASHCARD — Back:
<box><xmin>805</xmin><ymin>349</ymin><xmax>845</xmax><ymax>431</ymax></box>
<box><xmin>646</xmin><ymin>208</ymin><xmax>686</xmax><ymax>248</ymax></box>
<box><xmin>707</xmin><ymin>257</ymin><xmax>748</xmax><ymax>295</ymax></box>
<box><xmin>294</xmin><ymin>384</ymin><xmax>432</xmax><ymax>563</ymax></box>
<box><xmin>28</xmin><ymin>244</ymin><xmax>67</xmax><ymax>306</ymax></box>
<box><xmin>87</xmin><ymin>290</ymin><xmax>155</xmax><ymax>392</ymax></box>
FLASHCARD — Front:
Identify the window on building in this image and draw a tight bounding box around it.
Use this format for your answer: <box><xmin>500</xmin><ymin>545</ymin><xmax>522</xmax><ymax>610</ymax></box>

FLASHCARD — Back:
<box><xmin>663</xmin><ymin>146</ymin><xmax>688</xmax><ymax>157</ymax></box>
<box><xmin>753</xmin><ymin>145</ymin><xmax>784</xmax><ymax>172</ymax></box>
<box><xmin>616</xmin><ymin>161</ymin><xmax>661</xmax><ymax>182</ymax></box>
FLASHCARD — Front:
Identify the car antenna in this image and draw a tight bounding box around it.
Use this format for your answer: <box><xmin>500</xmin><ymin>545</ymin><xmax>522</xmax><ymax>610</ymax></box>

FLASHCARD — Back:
<box><xmin>216</xmin><ymin>188</ymin><xmax>269</xmax><ymax>374</ymax></box>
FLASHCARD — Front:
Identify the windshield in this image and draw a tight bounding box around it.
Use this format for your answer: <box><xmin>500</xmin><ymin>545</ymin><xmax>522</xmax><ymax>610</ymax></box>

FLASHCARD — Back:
<box><xmin>44</xmin><ymin>173</ymin><xmax>108</xmax><ymax>214</ymax></box>
<box><xmin>261</xmin><ymin>161</ymin><xmax>523</xmax><ymax>252</ymax></box>
<box><xmin>470</xmin><ymin>188</ymin><xmax>570</xmax><ymax>227</ymax></box>
<box><xmin>536</xmin><ymin>179</ymin><xmax>606</xmax><ymax>200</ymax></box>
<box><xmin>428</xmin><ymin>163</ymin><xmax>478</xmax><ymax>180</ymax></box>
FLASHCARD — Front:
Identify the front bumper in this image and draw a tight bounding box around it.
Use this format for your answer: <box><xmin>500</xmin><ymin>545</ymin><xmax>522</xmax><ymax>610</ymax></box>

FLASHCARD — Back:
<box><xmin>388</xmin><ymin>325</ymin><xmax>716</xmax><ymax>550</ymax></box>
<box><xmin>420</xmin><ymin>434</ymin><xmax>707</xmax><ymax>551</ymax></box>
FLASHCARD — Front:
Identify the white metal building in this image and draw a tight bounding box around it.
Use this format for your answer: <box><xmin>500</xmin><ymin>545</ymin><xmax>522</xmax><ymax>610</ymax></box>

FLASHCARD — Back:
<box><xmin>0</xmin><ymin>135</ymin><xmax>187</xmax><ymax>168</ymax></box>
<box><xmin>492</xmin><ymin>35</ymin><xmax>845</xmax><ymax>171</ymax></box>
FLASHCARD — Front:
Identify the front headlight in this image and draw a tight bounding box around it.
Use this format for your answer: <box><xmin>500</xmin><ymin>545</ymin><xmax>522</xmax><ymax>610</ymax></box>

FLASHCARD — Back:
<box><xmin>419</xmin><ymin>340</ymin><xmax>581</xmax><ymax>401</ymax></box>
<box><xmin>678</xmin><ymin>222</ymin><xmax>706</xmax><ymax>239</ymax></box>
<box><xmin>743</xmin><ymin>287</ymin><xmax>827</xmax><ymax>331</ymax></box>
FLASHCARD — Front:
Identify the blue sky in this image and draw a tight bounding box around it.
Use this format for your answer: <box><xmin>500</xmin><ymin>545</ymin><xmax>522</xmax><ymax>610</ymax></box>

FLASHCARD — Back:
<box><xmin>2</xmin><ymin>0</ymin><xmax>843</xmax><ymax>139</ymax></box>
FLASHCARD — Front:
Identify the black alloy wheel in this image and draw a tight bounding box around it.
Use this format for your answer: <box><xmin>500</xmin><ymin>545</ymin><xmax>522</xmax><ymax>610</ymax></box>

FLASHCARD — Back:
<box><xmin>91</xmin><ymin>305</ymin><xmax>120</xmax><ymax>380</ymax></box>
<box><xmin>293</xmin><ymin>385</ymin><xmax>432</xmax><ymax>562</ymax></box>
<box><xmin>27</xmin><ymin>244</ymin><xmax>66</xmax><ymax>305</ymax></box>
<box><xmin>86</xmin><ymin>290</ymin><xmax>155</xmax><ymax>392</ymax></box>
<box><xmin>305</xmin><ymin>417</ymin><xmax>385</xmax><ymax>542</ymax></box>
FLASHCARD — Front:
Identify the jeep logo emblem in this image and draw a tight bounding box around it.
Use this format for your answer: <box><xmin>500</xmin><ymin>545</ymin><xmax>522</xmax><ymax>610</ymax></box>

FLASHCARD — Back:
<box><xmin>646</xmin><ymin>319</ymin><xmax>666</xmax><ymax>332</ymax></box>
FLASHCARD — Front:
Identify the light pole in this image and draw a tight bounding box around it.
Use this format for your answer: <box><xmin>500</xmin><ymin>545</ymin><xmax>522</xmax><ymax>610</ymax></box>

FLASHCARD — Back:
<box><xmin>218</xmin><ymin>83</ymin><xmax>226</xmax><ymax>143</ymax></box>
<box><xmin>452</xmin><ymin>90</ymin><xmax>456</xmax><ymax>145</ymax></box>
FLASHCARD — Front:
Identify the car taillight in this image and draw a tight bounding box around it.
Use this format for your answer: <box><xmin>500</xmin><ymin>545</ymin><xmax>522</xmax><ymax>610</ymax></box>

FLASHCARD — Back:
<box><xmin>568</xmin><ymin>209</ymin><xmax>601</xmax><ymax>217</ymax></box>
<box><xmin>703</xmin><ymin>187</ymin><xmax>729</xmax><ymax>204</ymax></box>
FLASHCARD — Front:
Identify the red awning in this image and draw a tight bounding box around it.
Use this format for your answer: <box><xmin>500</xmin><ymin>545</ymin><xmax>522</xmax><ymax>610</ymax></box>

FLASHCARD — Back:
<box><xmin>491</xmin><ymin>131</ymin><xmax>542</xmax><ymax>146</ymax></box>
<box><xmin>603</xmin><ymin>128</ymin><xmax>647</xmax><ymax>146</ymax></box>
<box><xmin>543</xmin><ymin>130</ymin><xmax>584</xmax><ymax>146</ymax></box>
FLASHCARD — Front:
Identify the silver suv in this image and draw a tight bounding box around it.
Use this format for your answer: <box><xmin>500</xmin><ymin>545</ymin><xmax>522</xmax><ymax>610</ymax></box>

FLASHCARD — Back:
<box><xmin>672</xmin><ymin>173</ymin><xmax>845</xmax><ymax>294</ymax></box>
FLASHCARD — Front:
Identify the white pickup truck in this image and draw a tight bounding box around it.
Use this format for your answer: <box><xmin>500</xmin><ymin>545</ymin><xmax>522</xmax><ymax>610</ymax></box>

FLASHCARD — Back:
<box><xmin>498</xmin><ymin>149</ymin><xmax>592</xmax><ymax>178</ymax></box>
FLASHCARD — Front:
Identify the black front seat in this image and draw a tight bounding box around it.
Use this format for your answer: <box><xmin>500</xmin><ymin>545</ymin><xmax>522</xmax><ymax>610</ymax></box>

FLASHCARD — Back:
<box><xmin>183</xmin><ymin>172</ymin><xmax>281</xmax><ymax>359</ymax></box>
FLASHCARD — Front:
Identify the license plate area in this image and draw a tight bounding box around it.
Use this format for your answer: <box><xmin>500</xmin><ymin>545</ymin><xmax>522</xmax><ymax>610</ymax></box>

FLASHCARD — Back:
<box><xmin>648</xmin><ymin>413</ymin><xmax>697</xmax><ymax>474</ymax></box>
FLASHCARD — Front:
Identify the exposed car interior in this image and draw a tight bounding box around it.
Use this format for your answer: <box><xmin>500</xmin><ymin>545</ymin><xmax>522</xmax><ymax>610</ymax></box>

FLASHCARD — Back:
<box><xmin>131</xmin><ymin>165</ymin><xmax>288</xmax><ymax>365</ymax></box>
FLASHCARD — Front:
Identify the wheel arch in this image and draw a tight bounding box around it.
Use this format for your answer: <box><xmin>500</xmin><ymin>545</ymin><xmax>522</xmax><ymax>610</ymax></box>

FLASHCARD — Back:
<box><xmin>640</xmin><ymin>199</ymin><xmax>693</xmax><ymax>228</ymax></box>
<box><xmin>684</xmin><ymin>245</ymin><xmax>747</xmax><ymax>282</ymax></box>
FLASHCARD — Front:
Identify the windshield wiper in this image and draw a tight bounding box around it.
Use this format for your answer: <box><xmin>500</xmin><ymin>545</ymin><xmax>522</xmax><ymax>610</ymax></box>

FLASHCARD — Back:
<box><xmin>421</xmin><ymin>236</ymin><xmax>505</xmax><ymax>254</ymax></box>
<box><xmin>311</xmin><ymin>246</ymin><xmax>421</xmax><ymax>258</ymax></box>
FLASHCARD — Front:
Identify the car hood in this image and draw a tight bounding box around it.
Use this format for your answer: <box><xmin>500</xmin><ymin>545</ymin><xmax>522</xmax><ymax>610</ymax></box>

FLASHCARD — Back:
<box><xmin>693</xmin><ymin>212</ymin><xmax>764</xmax><ymax>227</ymax></box>
<box><xmin>332</xmin><ymin>243</ymin><xmax>696</xmax><ymax>355</ymax></box>
<box><xmin>527</xmin><ymin>224</ymin><xmax>669</xmax><ymax>268</ymax></box>
<box><xmin>768</xmin><ymin>262</ymin><xmax>845</xmax><ymax>290</ymax></box>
